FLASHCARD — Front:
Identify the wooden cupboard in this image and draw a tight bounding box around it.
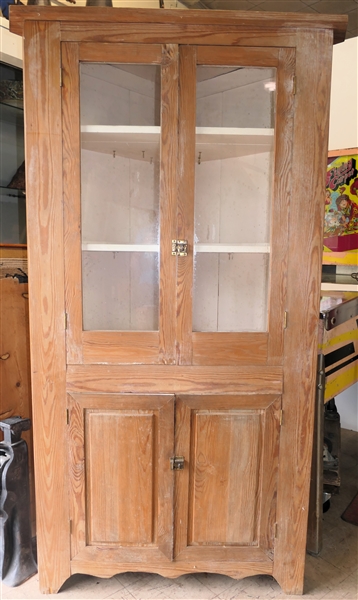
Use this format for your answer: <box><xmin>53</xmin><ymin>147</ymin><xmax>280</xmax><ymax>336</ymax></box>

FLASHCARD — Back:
<box><xmin>10</xmin><ymin>6</ymin><xmax>347</xmax><ymax>596</ymax></box>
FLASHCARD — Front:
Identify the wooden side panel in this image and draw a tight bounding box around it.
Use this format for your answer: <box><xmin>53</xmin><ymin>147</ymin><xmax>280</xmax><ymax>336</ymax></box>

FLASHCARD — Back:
<box><xmin>176</xmin><ymin>45</ymin><xmax>196</xmax><ymax>365</ymax></box>
<box><xmin>174</xmin><ymin>395</ymin><xmax>281</xmax><ymax>561</ymax></box>
<box><xmin>86</xmin><ymin>411</ymin><xmax>154</xmax><ymax>544</ymax></box>
<box><xmin>273</xmin><ymin>31</ymin><xmax>334</xmax><ymax>596</ymax></box>
<box><xmin>23</xmin><ymin>20</ymin><xmax>70</xmax><ymax>594</ymax></box>
<box><xmin>68</xmin><ymin>394</ymin><xmax>174</xmax><ymax>563</ymax></box>
<box><xmin>159</xmin><ymin>44</ymin><xmax>179</xmax><ymax>364</ymax></box>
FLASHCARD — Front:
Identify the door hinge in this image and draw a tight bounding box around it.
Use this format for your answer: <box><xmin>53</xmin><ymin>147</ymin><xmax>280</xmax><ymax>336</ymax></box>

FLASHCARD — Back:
<box><xmin>170</xmin><ymin>456</ymin><xmax>185</xmax><ymax>470</ymax></box>
<box><xmin>279</xmin><ymin>409</ymin><xmax>283</xmax><ymax>426</ymax></box>
<box><xmin>274</xmin><ymin>523</ymin><xmax>278</xmax><ymax>538</ymax></box>
<box><xmin>172</xmin><ymin>240</ymin><xmax>188</xmax><ymax>256</ymax></box>
<box><xmin>65</xmin><ymin>312</ymin><xmax>68</xmax><ymax>330</ymax></box>
<box><xmin>66</xmin><ymin>408</ymin><xmax>70</xmax><ymax>425</ymax></box>
<box><xmin>69</xmin><ymin>519</ymin><xmax>72</xmax><ymax>534</ymax></box>
<box><xmin>284</xmin><ymin>311</ymin><xmax>288</xmax><ymax>329</ymax></box>
<box><xmin>293</xmin><ymin>75</ymin><xmax>297</xmax><ymax>95</ymax></box>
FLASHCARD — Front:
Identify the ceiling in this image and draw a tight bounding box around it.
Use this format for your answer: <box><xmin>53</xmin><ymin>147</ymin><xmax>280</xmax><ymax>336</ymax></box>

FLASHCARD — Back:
<box><xmin>179</xmin><ymin>0</ymin><xmax>358</xmax><ymax>39</ymax></box>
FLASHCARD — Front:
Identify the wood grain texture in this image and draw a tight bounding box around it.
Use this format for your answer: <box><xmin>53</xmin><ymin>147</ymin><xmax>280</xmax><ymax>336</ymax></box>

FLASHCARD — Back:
<box><xmin>272</xmin><ymin>30</ymin><xmax>334</xmax><ymax>596</ymax></box>
<box><xmin>196</xmin><ymin>46</ymin><xmax>280</xmax><ymax>67</ymax></box>
<box><xmin>192</xmin><ymin>333</ymin><xmax>268</xmax><ymax>366</ymax></box>
<box><xmin>66</xmin><ymin>365</ymin><xmax>283</xmax><ymax>395</ymax></box>
<box><xmin>60</xmin><ymin>26</ymin><xmax>297</xmax><ymax>48</ymax></box>
<box><xmin>0</xmin><ymin>279</ymin><xmax>31</xmax><ymax>424</ymax></box>
<box><xmin>23</xmin><ymin>20</ymin><xmax>70</xmax><ymax>594</ymax></box>
<box><xmin>70</xmin><ymin>553</ymin><xmax>273</xmax><ymax>579</ymax></box>
<box><xmin>82</xmin><ymin>331</ymin><xmax>160</xmax><ymax>364</ymax></box>
<box><xmin>62</xmin><ymin>42</ymin><xmax>83</xmax><ymax>364</ymax></box>
<box><xmin>12</xmin><ymin>7</ymin><xmax>342</xmax><ymax>594</ymax></box>
<box><xmin>0</xmin><ymin>278</ymin><xmax>35</xmax><ymax>533</ymax></box>
<box><xmin>266</xmin><ymin>47</ymin><xmax>295</xmax><ymax>365</ymax></box>
<box><xmin>174</xmin><ymin>395</ymin><xmax>280</xmax><ymax>560</ymax></box>
<box><xmin>86</xmin><ymin>411</ymin><xmax>155</xmax><ymax>544</ymax></box>
<box><xmin>159</xmin><ymin>44</ymin><xmax>179</xmax><ymax>365</ymax></box>
<box><xmin>79</xmin><ymin>43</ymin><xmax>162</xmax><ymax>63</ymax></box>
<box><xmin>176</xmin><ymin>46</ymin><xmax>196</xmax><ymax>365</ymax></box>
<box><xmin>9</xmin><ymin>6</ymin><xmax>347</xmax><ymax>44</ymax></box>
<box><xmin>189</xmin><ymin>411</ymin><xmax>261</xmax><ymax>545</ymax></box>
<box><xmin>68</xmin><ymin>394</ymin><xmax>174</xmax><ymax>563</ymax></box>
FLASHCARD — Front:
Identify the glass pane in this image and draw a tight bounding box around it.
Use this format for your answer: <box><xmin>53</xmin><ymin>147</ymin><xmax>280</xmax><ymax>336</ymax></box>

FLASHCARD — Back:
<box><xmin>80</xmin><ymin>63</ymin><xmax>161</xmax><ymax>330</ymax></box>
<box><xmin>193</xmin><ymin>66</ymin><xmax>276</xmax><ymax>332</ymax></box>
<box><xmin>82</xmin><ymin>251</ymin><xmax>159</xmax><ymax>331</ymax></box>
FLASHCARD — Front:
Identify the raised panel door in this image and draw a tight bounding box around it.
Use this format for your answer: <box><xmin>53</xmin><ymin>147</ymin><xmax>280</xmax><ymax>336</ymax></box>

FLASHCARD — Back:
<box><xmin>67</xmin><ymin>393</ymin><xmax>174</xmax><ymax>569</ymax></box>
<box><xmin>174</xmin><ymin>394</ymin><xmax>281</xmax><ymax>565</ymax></box>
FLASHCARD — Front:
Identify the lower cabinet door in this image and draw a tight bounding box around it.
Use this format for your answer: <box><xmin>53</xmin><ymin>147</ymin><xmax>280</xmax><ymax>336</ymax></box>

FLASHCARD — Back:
<box><xmin>67</xmin><ymin>393</ymin><xmax>175</xmax><ymax>569</ymax></box>
<box><xmin>67</xmin><ymin>392</ymin><xmax>281</xmax><ymax>575</ymax></box>
<box><xmin>174</xmin><ymin>395</ymin><xmax>281</xmax><ymax>565</ymax></box>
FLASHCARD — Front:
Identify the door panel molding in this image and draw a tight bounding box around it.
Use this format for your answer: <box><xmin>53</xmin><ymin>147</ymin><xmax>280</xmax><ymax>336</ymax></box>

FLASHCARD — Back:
<box><xmin>67</xmin><ymin>393</ymin><xmax>175</xmax><ymax>562</ymax></box>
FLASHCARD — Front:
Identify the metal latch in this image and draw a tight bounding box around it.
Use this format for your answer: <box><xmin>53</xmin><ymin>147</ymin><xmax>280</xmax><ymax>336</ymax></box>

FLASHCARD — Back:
<box><xmin>170</xmin><ymin>456</ymin><xmax>185</xmax><ymax>470</ymax></box>
<box><xmin>172</xmin><ymin>240</ymin><xmax>188</xmax><ymax>256</ymax></box>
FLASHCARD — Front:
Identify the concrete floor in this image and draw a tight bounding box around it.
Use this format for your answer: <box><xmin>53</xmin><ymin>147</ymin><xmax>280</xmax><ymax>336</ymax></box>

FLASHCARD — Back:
<box><xmin>2</xmin><ymin>428</ymin><xmax>357</xmax><ymax>600</ymax></box>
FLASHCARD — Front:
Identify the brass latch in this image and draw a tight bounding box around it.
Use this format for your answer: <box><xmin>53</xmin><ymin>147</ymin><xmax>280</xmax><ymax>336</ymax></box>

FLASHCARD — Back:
<box><xmin>172</xmin><ymin>240</ymin><xmax>188</xmax><ymax>256</ymax></box>
<box><xmin>170</xmin><ymin>456</ymin><xmax>185</xmax><ymax>470</ymax></box>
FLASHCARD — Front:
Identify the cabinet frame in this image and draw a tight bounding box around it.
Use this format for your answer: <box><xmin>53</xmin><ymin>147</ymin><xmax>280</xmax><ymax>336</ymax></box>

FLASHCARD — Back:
<box><xmin>11</xmin><ymin>6</ymin><xmax>347</xmax><ymax>595</ymax></box>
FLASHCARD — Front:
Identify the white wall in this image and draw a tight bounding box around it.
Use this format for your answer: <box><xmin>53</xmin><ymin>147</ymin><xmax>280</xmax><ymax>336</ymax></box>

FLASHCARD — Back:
<box><xmin>0</xmin><ymin>16</ymin><xmax>22</xmax><ymax>67</ymax></box>
<box><xmin>329</xmin><ymin>35</ymin><xmax>358</xmax><ymax>431</ymax></box>
<box><xmin>329</xmin><ymin>36</ymin><xmax>358</xmax><ymax>151</ymax></box>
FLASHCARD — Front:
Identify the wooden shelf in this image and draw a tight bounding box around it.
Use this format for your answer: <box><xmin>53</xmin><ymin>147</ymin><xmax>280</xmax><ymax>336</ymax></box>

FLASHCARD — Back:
<box><xmin>195</xmin><ymin>243</ymin><xmax>270</xmax><ymax>253</ymax></box>
<box><xmin>82</xmin><ymin>242</ymin><xmax>270</xmax><ymax>253</ymax></box>
<box><xmin>81</xmin><ymin>125</ymin><xmax>274</xmax><ymax>161</ymax></box>
<box><xmin>82</xmin><ymin>243</ymin><xmax>159</xmax><ymax>252</ymax></box>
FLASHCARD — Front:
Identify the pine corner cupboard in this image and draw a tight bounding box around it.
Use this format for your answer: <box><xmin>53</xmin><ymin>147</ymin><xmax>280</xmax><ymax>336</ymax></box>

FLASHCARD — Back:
<box><xmin>10</xmin><ymin>5</ymin><xmax>347</xmax><ymax>596</ymax></box>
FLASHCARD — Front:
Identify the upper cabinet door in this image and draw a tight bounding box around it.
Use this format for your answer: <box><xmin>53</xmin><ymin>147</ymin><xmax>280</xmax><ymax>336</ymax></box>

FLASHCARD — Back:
<box><xmin>62</xmin><ymin>43</ymin><xmax>179</xmax><ymax>365</ymax></box>
<box><xmin>62</xmin><ymin>42</ymin><xmax>294</xmax><ymax>368</ymax></box>
<box><xmin>176</xmin><ymin>46</ymin><xmax>295</xmax><ymax>366</ymax></box>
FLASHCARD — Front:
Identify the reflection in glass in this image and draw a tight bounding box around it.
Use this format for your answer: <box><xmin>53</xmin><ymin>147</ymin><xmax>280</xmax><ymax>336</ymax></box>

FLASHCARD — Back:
<box><xmin>80</xmin><ymin>63</ymin><xmax>161</xmax><ymax>330</ymax></box>
<box><xmin>193</xmin><ymin>66</ymin><xmax>276</xmax><ymax>332</ymax></box>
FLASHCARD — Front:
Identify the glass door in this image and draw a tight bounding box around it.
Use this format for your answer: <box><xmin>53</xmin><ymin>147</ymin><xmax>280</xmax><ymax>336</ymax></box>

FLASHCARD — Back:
<box><xmin>62</xmin><ymin>43</ymin><xmax>179</xmax><ymax>365</ymax></box>
<box><xmin>176</xmin><ymin>46</ymin><xmax>295</xmax><ymax>366</ymax></box>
